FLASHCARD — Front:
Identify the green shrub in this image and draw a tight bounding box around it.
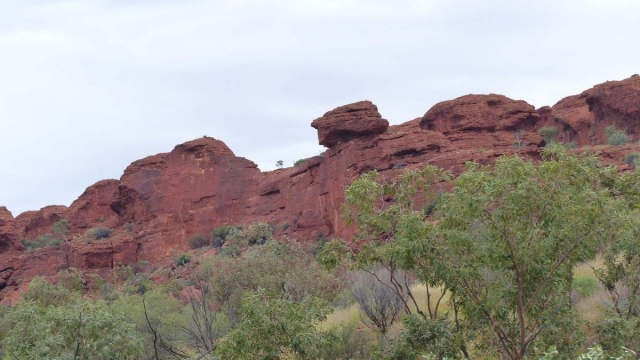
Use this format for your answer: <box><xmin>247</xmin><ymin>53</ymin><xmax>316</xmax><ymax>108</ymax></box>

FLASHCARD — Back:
<box><xmin>605</xmin><ymin>125</ymin><xmax>631</xmax><ymax>146</ymax></box>
<box><xmin>538</xmin><ymin>126</ymin><xmax>559</xmax><ymax>144</ymax></box>
<box><xmin>563</xmin><ymin>142</ymin><xmax>577</xmax><ymax>149</ymax></box>
<box><xmin>189</xmin><ymin>234</ymin><xmax>210</xmax><ymax>249</ymax></box>
<box><xmin>624</xmin><ymin>152</ymin><xmax>640</xmax><ymax>167</ymax></box>
<box><xmin>176</xmin><ymin>253</ymin><xmax>191</xmax><ymax>267</ymax></box>
<box><xmin>423</xmin><ymin>193</ymin><xmax>443</xmax><ymax>217</ymax></box>
<box><xmin>58</xmin><ymin>268</ymin><xmax>85</xmax><ymax>292</ymax></box>
<box><xmin>219</xmin><ymin>245</ymin><xmax>241</xmax><ymax>257</ymax></box>
<box><xmin>21</xmin><ymin>234</ymin><xmax>61</xmax><ymax>251</ymax></box>
<box><xmin>309</xmin><ymin>232</ymin><xmax>328</xmax><ymax>256</ymax></box>
<box><xmin>23</xmin><ymin>277</ymin><xmax>79</xmax><ymax>307</ymax></box>
<box><xmin>91</xmin><ymin>227</ymin><xmax>112</xmax><ymax>239</ymax></box>
<box><xmin>281</xmin><ymin>222</ymin><xmax>290</xmax><ymax>230</ymax></box>
<box><xmin>211</xmin><ymin>225</ymin><xmax>241</xmax><ymax>248</ymax></box>
<box><xmin>114</xmin><ymin>265</ymin><xmax>134</xmax><ymax>282</ymax></box>
<box><xmin>242</xmin><ymin>222</ymin><xmax>273</xmax><ymax>245</ymax></box>
<box><xmin>294</xmin><ymin>158</ymin><xmax>309</xmax><ymax>166</ymax></box>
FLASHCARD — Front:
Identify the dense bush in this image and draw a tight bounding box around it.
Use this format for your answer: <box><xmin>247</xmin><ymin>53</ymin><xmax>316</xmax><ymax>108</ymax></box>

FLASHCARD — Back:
<box><xmin>219</xmin><ymin>222</ymin><xmax>273</xmax><ymax>251</ymax></box>
<box><xmin>176</xmin><ymin>253</ymin><xmax>191</xmax><ymax>267</ymax></box>
<box><xmin>605</xmin><ymin>125</ymin><xmax>631</xmax><ymax>145</ymax></box>
<box><xmin>189</xmin><ymin>234</ymin><xmax>210</xmax><ymax>249</ymax></box>
<box><xmin>57</xmin><ymin>268</ymin><xmax>86</xmax><ymax>292</ymax></box>
<box><xmin>21</xmin><ymin>234</ymin><xmax>61</xmax><ymax>251</ymax></box>
<box><xmin>538</xmin><ymin>126</ymin><xmax>559</xmax><ymax>143</ymax></box>
<box><xmin>624</xmin><ymin>152</ymin><xmax>640</xmax><ymax>166</ymax></box>
<box><xmin>242</xmin><ymin>222</ymin><xmax>273</xmax><ymax>245</ymax></box>
<box><xmin>211</xmin><ymin>225</ymin><xmax>241</xmax><ymax>248</ymax></box>
<box><xmin>92</xmin><ymin>227</ymin><xmax>112</xmax><ymax>239</ymax></box>
<box><xmin>4</xmin><ymin>280</ymin><xmax>143</xmax><ymax>359</ymax></box>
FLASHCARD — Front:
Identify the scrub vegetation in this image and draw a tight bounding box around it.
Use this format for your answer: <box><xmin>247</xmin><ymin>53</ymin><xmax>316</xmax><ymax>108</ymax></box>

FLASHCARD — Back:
<box><xmin>2</xmin><ymin>147</ymin><xmax>640</xmax><ymax>359</ymax></box>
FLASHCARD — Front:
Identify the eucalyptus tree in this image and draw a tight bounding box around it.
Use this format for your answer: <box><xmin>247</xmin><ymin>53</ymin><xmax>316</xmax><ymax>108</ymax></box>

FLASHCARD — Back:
<box><xmin>322</xmin><ymin>147</ymin><xmax>630</xmax><ymax>359</ymax></box>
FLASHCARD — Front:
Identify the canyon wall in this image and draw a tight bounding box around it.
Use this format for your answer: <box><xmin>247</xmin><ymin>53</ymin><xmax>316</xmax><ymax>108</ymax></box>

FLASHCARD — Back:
<box><xmin>2</xmin><ymin>76</ymin><xmax>640</xmax><ymax>303</ymax></box>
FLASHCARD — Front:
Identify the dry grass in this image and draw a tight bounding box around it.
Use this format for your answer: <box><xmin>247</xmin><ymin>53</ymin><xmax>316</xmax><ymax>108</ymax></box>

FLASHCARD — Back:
<box><xmin>574</xmin><ymin>256</ymin><xmax>603</xmax><ymax>278</ymax></box>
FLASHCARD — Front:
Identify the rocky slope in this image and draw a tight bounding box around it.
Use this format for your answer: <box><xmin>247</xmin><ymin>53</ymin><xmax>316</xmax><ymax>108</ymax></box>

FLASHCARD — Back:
<box><xmin>2</xmin><ymin>76</ymin><xmax>640</xmax><ymax>303</ymax></box>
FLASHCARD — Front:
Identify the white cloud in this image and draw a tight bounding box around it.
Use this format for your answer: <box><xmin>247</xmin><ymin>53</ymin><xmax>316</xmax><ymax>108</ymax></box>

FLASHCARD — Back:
<box><xmin>1</xmin><ymin>0</ymin><xmax>639</xmax><ymax>215</ymax></box>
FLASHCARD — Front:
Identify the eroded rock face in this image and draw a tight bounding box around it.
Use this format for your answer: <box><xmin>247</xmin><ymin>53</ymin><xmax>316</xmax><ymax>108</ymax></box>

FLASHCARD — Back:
<box><xmin>547</xmin><ymin>76</ymin><xmax>640</xmax><ymax>146</ymax></box>
<box><xmin>420</xmin><ymin>94</ymin><xmax>540</xmax><ymax>133</ymax></box>
<box><xmin>0</xmin><ymin>207</ymin><xmax>17</xmax><ymax>253</ymax></box>
<box><xmin>311</xmin><ymin>101</ymin><xmax>389</xmax><ymax>147</ymax></box>
<box><xmin>15</xmin><ymin>205</ymin><xmax>68</xmax><ymax>240</ymax></box>
<box><xmin>2</xmin><ymin>78</ymin><xmax>640</xmax><ymax>303</ymax></box>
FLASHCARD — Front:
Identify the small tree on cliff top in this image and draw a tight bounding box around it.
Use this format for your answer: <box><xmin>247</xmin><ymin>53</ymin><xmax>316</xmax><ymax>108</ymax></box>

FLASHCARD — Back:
<box><xmin>52</xmin><ymin>219</ymin><xmax>70</xmax><ymax>243</ymax></box>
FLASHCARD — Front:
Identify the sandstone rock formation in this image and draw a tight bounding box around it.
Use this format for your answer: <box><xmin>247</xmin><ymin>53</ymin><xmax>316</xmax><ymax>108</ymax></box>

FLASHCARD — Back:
<box><xmin>311</xmin><ymin>101</ymin><xmax>389</xmax><ymax>147</ymax></box>
<box><xmin>2</xmin><ymin>77</ymin><xmax>640</xmax><ymax>303</ymax></box>
<box><xmin>543</xmin><ymin>75</ymin><xmax>640</xmax><ymax>146</ymax></box>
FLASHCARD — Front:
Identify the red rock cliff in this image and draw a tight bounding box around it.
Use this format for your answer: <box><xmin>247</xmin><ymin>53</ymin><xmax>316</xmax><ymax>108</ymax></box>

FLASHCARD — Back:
<box><xmin>2</xmin><ymin>76</ymin><xmax>640</xmax><ymax>303</ymax></box>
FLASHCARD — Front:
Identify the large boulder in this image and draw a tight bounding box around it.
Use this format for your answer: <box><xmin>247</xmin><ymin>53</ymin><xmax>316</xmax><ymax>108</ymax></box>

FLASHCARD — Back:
<box><xmin>311</xmin><ymin>101</ymin><xmax>389</xmax><ymax>147</ymax></box>
<box><xmin>420</xmin><ymin>94</ymin><xmax>540</xmax><ymax>134</ymax></box>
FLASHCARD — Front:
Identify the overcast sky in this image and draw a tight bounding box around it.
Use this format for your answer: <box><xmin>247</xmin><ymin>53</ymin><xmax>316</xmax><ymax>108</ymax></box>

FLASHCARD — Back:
<box><xmin>1</xmin><ymin>0</ymin><xmax>639</xmax><ymax>216</ymax></box>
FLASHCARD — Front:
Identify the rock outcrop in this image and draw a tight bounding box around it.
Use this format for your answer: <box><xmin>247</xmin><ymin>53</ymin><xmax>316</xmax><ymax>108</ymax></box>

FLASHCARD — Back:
<box><xmin>544</xmin><ymin>75</ymin><xmax>640</xmax><ymax>146</ymax></box>
<box><xmin>2</xmin><ymin>77</ymin><xmax>640</xmax><ymax>303</ymax></box>
<box><xmin>0</xmin><ymin>207</ymin><xmax>17</xmax><ymax>254</ymax></box>
<box><xmin>311</xmin><ymin>101</ymin><xmax>389</xmax><ymax>147</ymax></box>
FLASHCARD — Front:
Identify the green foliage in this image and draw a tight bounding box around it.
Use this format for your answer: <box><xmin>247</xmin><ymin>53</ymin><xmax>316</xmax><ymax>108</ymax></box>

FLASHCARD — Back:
<box><xmin>241</xmin><ymin>222</ymin><xmax>273</xmax><ymax>245</ymax></box>
<box><xmin>3</xmin><ymin>296</ymin><xmax>143</xmax><ymax>359</ymax></box>
<box><xmin>211</xmin><ymin>224</ymin><xmax>241</xmax><ymax>248</ymax></box>
<box><xmin>385</xmin><ymin>315</ymin><xmax>459</xmax><ymax>359</ymax></box>
<box><xmin>112</xmin><ymin>264</ymin><xmax>134</xmax><ymax>283</ymax></box>
<box><xmin>176</xmin><ymin>253</ymin><xmax>191</xmax><ymax>267</ymax></box>
<box><xmin>276</xmin><ymin>159</ymin><xmax>284</xmax><ymax>169</ymax></box>
<box><xmin>539</xmin><ymin>126</ymin><xmax>559</xmax><ymax>144</ymax></box>
<box><xmin>197</xmin><ymin>240</ymin><xmax>342</xmax><ymax>326</ymax></box>
<box><xmin>324</xmin><ymin>148</ymin><xmax>627</xmax><ymax>359</ymax></box>
<box><xmin>58</xmin><ymin>267</ymin><xmax>86</xmax><ymax>292</ymax></box>
<box><xmin>91</xmin><ymin>227</ymin><xmax>112</xmax><ymax>239</ymax></box>
<box><xmin>573</xmin><ymin>276</ymin><xmax>598</xmax><ymax>298</ymax></box>
<box><xmin>218</xmin><ymin>222</ymin><xmax>273</xmax><ymax>252</ymax></box>
<box><xmin>52</xmin><ymin>219</ymin><xmax>70</xmax><ymax>242</ymax></box>
<box><xmin>189</xmin><ymin>234</ymin><xmax>210</xmax><ymax>249</ymax></box>
<box><xmin>318</xmin><ymin>321</ymin><xmax>374</xmax><ymax>359</ymax></box>
<box><xmin>215</xmin><ymin>289</ymin><xmax>335</xmax><ymax>359</ymax></box>
<box><xmin>624</xmin><ymin>152</ymin><xmax>640</xmax><ymax>167</ymax></box>
<box><xmin>423</xmin><ymin>192</ymin><xmax>443</xmax><ymax>217</ymax></box>
<box><xmin>111</xmin><ymin>288</ymin><xmax>190</xmax><ymax>358</ymax></box>
<box><xmin>605</xmin><ymin>125</ymin><xmax>631</xmax><ymax>146</ymax></box>
<box><xmin>294</xmin><ymin>158</ymin><xmax>309</xmax><ymax>166</ymax></box>
<box><xmin>591</xmin><ymin>205</ymin><xmax>640</xmax><ymax>353</ymax></box>
<box><xmin>435</xmin><ymin>148</ymin><xmax>620</xmax><ymax>357</ymax></box>
<box><xmin>23</xmin><ymin>276</ymin><xmax>80</xmax><ymax>307</ymax></box>
<box><xmin>21</xmin><ymin>234</ymin><xmax>61</xmax><ymax>251</ymax></box>
<box><xmin>563</xmin><ymin>141</ymin><xmax>577</xmax><ymax>149</ymax></box>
